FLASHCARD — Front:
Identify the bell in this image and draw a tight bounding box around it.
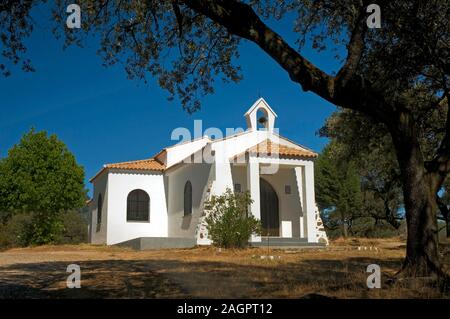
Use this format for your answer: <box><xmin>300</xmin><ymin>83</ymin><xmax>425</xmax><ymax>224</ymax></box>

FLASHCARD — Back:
<box><xmin>258</xmin><ymin>116</ymin><xmax>268</xmax><ymax>126</ymax></box>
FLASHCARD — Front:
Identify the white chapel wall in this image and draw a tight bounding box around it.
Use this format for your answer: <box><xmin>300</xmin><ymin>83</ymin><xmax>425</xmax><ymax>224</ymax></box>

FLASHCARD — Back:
<box><xmin>90</xmin><ymin>172</ymin><xmax>108</xmax><ymax>244</ymax></box>
<box><xmin>166</xmin><ymin>163</ymin><xmax>212</xmax><ymax>238</ymax></box>
<box><xmin>106</xmin><ymin>170</ymin><xmax>168</xmax><ymax>245</ymax></box>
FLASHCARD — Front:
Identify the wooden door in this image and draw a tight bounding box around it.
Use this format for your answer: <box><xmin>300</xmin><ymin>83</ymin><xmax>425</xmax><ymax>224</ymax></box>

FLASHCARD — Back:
<box><xmin>260</xmin><ymin>178</ymin><xmax>279</xmax><ymax>236</ymax></box>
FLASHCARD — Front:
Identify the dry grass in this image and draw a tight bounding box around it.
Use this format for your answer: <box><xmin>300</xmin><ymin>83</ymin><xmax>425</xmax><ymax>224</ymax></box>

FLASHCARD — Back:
<box><xmin>0</xmin><ymin>238</ymin><xmax>448</xmax><ymax>299</ymax></box>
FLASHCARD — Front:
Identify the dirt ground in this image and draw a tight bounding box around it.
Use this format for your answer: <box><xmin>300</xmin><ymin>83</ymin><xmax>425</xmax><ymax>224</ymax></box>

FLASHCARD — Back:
<box><xmin>0</xmin><ymin>238</ymin><xmax>449</xmax><ymax>299</ymax></box>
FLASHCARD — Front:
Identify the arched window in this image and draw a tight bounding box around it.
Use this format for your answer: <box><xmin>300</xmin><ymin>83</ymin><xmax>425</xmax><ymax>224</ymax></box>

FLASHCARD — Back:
<box><xmin>96</xmin><ymin>194</ymin><xmax>102</xmax><ymax>232</ymax></box>
<box><xmin>127</xmin><ymin>189</ymin><xmax>150</xmax><ymax>222</ymax></box>
<box><xmin>184</xmin><ymin>181</ymin><xmax>192</xmax><ymax>216</ymax></box>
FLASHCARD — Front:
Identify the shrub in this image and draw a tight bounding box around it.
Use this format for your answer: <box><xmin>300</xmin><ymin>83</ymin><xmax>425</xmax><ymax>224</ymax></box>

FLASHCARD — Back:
<box><xmin>28</xmin><ymin>212</ymin><xmax>65</xmax><ymax>245</ymax></box>
<box><xmin>0</xmin><ymin>210</ymin><xmax>88</xmax><ymax>249</ymax></box>
<box><xmin>56</xmin><ymin>210</ymin><xmax>88</xmax><ymax>244</ymax></box>
<box><xmin>27</xmin><ymin>210</ymin><xmax>88</xmax><ymax>245</ymax></box>
<box><xmin>350</xmin><ymin>217</ymin><xmax>399</xmax><ymax>238</ymax></box>
<box><xmin>204</xmin><ymin>188</ymin><xmax>261</xmax><ymax>248</ymax></box>
<box><xmin>0</xmin><ymin>212</ymin><xmax>33</xmax><ymax>248</ymax></box>
<box><xmin>325</xmin><ymin>217</ymin><xmax>403</xmax><ymax>239</ymax></box>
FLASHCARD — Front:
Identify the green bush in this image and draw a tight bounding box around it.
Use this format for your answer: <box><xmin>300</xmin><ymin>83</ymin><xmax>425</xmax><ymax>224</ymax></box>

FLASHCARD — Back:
<box><xmin>205</xmin><ymin>188</ymin><xmax>261</xmax><ymax>248</ymax></box>
<box><xmin>25</xmin><ymin>210</ymin><xmax>87</xmax><ymax>246</ymax></box>
<box><xmin>325</xmin><ymin>216</ymin><xmax>402</xmax><ymax>239</ymax></box>
<box><xmin>56</xmin><ymin>210</ymin><xmax>88</xmax><ymax>244</ymax></box>
<box><xmin>350</xmin><ymin>217</ymin><xmax>399</xmax><ymax>238</ymax></box>
<box><xmin>0</xmin><ymin>210</ymin><xmax>88</xmax><ymax>249</ymax></box>
<box><xmin>28</xmin><ymin>212</ymin><xmax>65</xmax><ymax>245</ymax></box>
<box><xmin>0</xmin><ymin>212</ymin><xmax>33</xmax><ymax>248</ymax></box>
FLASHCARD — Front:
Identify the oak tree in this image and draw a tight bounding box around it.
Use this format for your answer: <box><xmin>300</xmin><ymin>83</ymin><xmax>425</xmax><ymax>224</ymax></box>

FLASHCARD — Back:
<box><xmin>1</xmin><ymin>0</ymin><xmax>449</xmax><ymax>278</ymax></box>
<box><xmin>0</xmin><ymin>129</ymin><xmax>86</xmax><ymax>244</ymax></box>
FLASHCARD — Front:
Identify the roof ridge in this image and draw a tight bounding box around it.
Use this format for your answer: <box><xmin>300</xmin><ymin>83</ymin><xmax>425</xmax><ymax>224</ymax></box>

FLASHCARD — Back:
<box><xmin>230</xmin><ymin>137</ymin><xmax>317</xmax><ymax>161</ymax></box>
<box><xmin>272</xmin><ymin>132</ymin><xmax>317</xmax><ymax>154</ymax></box>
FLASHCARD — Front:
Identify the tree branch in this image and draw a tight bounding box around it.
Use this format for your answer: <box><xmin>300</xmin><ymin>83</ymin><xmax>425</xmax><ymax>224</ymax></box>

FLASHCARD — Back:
<box><xmin>427</xmin><ymin>82</ymin><xmax>450</xmax><ymax>176</ymax></box>
<box><xmin>172</xmin><ymin>0</ymin><xmax>184</xmax><ymax>38</ymax></box>
<box><xmin>182</xmin><ymin>0</ymin><xmax>396</xmax><ymax>123</ymax></box>
<box><xmin>335</xmin><ymin>3</ymin><xmax>368</xmax><ymax>87</ymax></box>
<box><xmin>183</xmin><ymin>0</ymin><xmax>333</xmax><ymax>95</ymax></box>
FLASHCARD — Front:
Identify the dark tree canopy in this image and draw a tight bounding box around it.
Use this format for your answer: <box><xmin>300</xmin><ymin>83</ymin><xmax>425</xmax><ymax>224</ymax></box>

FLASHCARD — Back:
<box><xmin>3</xmin><ymin>1</ymin><xmax>449</xmax><ymax>116</ymax></box>
<box><xmin>321</xmin><ymin>102</ymin><xmax>450</xmax><ymax>235</ymax></box>
<box><xmin>0</xmin><ymin>0</ymin><xmax>36</xmax><ymax>76</ymax></box>
<box><xmin>315</xmin><ymin>142</ymin><xmax>363</xmax><ymax>237</ymax></box>
<box><xmin>320</xmin><ymin>112</ymin><xmax>404</xmax><ymax>229</ymax></box>
<box><xmin>53</xmin><ymin>0</ymin><xmax>243</xmax><ymax>113</ymax></box>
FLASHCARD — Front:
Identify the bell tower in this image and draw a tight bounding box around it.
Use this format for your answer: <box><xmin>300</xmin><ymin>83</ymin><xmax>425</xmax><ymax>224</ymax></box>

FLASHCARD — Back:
<box><xmin>244</xmin><ymin>97</ymin><xmax>277</xmax><ymax>131</ymax></box>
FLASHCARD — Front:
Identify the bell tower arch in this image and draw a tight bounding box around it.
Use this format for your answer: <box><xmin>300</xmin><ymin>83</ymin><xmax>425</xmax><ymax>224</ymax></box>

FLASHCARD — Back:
<box><xmin>244</xmin><ymin>98</ymin><xmax>278</xmax><ymax>131</ymax></box>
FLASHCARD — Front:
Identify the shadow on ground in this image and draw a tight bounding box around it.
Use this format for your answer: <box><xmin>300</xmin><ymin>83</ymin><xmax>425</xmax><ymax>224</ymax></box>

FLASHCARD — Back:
<box><xmin>0</xmin><ymin>256</ymin><xmax>411</xmax><ymax>298</ymax></box>
<box><xmin>0</xmin><ymin>259</ymin><xmax>187</xmax><ymax>298</ymax></box>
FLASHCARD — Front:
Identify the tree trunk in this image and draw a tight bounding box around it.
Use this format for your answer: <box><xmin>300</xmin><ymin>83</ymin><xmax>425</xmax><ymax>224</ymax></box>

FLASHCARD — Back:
<box><xmin>400</xmin><ymin>174</ymin><xmax>442</xmax><ymax>277</ymax></box>
<box><xmin>342</xmin><ymin>222</ymin><xmax>349</xmax><ymax>238</ymax></box>
<box><xmin>341</xmin><ymin>212</ymin><xmax>348</xmax><ymax>238</ymax></box>
<box><xmin>442</xmin><ymin>205</ymin><xmax>450</xmax><ymax>239</ymax></box>
<box><xmin>447</xmin><ymin>216</ymin><xmax>450</xmax><ymax>239</ymax></box>
<box><xmin>391</xmin><ymin>118</ymin><xmax>443</xmax><ymax>277</ymax></box>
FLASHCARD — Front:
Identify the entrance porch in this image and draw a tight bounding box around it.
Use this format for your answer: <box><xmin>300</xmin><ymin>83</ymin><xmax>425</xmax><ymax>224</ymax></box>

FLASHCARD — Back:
<box><xmin>230</xmin><ymin>152</ymin><xmax>319</xmax><ymax>244</ymax></box>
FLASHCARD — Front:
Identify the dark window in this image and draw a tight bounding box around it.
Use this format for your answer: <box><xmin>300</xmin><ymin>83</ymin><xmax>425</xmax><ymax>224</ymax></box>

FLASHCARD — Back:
<box><xmin>234</xmin><ymin>183</ymin><xmax>242</xmax><ymax>193</ymax></box>
<box><xmin>127</xmin><ymin>189</ymin><xmax>150</xmax><ymax>222</ymax></box>
<box><xmin>285</xmin><ymin>185</ymin><xmax>291</xmax><ymax>194</ymax></box>
<box><xmin>184</xmin><ymin>181</ymin><xmax>193</xmax><ymax>216</ymax></box>
<box><xmin>96</xmin><ymin>194</ymin><xmax>102</xmax><ymax>232</ymax></box>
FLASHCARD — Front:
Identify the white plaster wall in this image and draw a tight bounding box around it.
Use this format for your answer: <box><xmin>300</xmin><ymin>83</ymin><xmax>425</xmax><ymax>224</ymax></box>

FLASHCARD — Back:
<box><xmin>247</xmin><ymin>160</ymin><xmax>261</xmax><ymax>242</ymax></box>
<box><xmin>304</xmin><ymin>162</ymin><xmax>318</xmax><ymax>242</ymax></box>
<box><xmin>165</xmin><ymin>136</ymin><xmax>210</xmax><ymax>168</ymax></box>
<box><xmin>166</xmin><ymin>163</ymin><xmax>212</xmax><ymax>237</ymax></box>
<box><xmin>106</xmin><ymin>170</ymin><xmax>168</xmax><ymax>245</ymax></box>
<box><xmin>213</xmin><ymin>130</ymin><xmax>266</xmax><ymax>162</ymax></box>
<box><xmin>295</xmin><ymin>166</ymin><xmax>307</xmax><ymax>238</ymax></box>
<box><xmin>212</xmin><ymin>130</ymin><xmax>267</xmax><ymax>194</ymax></box>
<box><xmin>230</xmin><ymin>166</ymin><xmax>248</xmax><ymax>192</ymax></box>
<box><xmin>90</xmin><ymin>172</ymin><xmax>108</xmax><ymax>244</ymax></box>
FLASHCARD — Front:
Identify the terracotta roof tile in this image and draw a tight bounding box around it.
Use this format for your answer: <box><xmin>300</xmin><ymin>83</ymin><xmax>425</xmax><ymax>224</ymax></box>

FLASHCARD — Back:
<box><xmin>91</xmin><ymin>138</ymin><xmax>316</xmax><ymax>183</ymax></box>
<box><xmin>90</xmin><ymin>158</ymin><xmax>165</xmax><ymax>182</ymax></box>
<box><xmin>247</xmin><ymin>139</ymin><xmax>317</xmax><ymax>158</ymax></box>
<box><xmin>105</xmin><ymin>158</ymin><xmax>165</xmax><ymax>171</ymax></box>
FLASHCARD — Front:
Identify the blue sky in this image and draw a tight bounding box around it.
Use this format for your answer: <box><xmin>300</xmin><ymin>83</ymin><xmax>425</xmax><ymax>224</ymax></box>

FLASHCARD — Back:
<box><xmin>0</xmin><ymin>7</ymin><xmax>342</xmax><ymax>196</ymax></box>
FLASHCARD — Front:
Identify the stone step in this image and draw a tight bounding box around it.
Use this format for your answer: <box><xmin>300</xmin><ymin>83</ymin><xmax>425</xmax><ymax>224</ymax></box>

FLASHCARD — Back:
<box><xmin>260</xmin><ymin>237</ymin><xmax>308</xmax><ymax>243</ymax></box>
<box><xmin>251</xmin><ymin>237</ymin><xmax>326</xmax><ymax>248</ymax></box>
